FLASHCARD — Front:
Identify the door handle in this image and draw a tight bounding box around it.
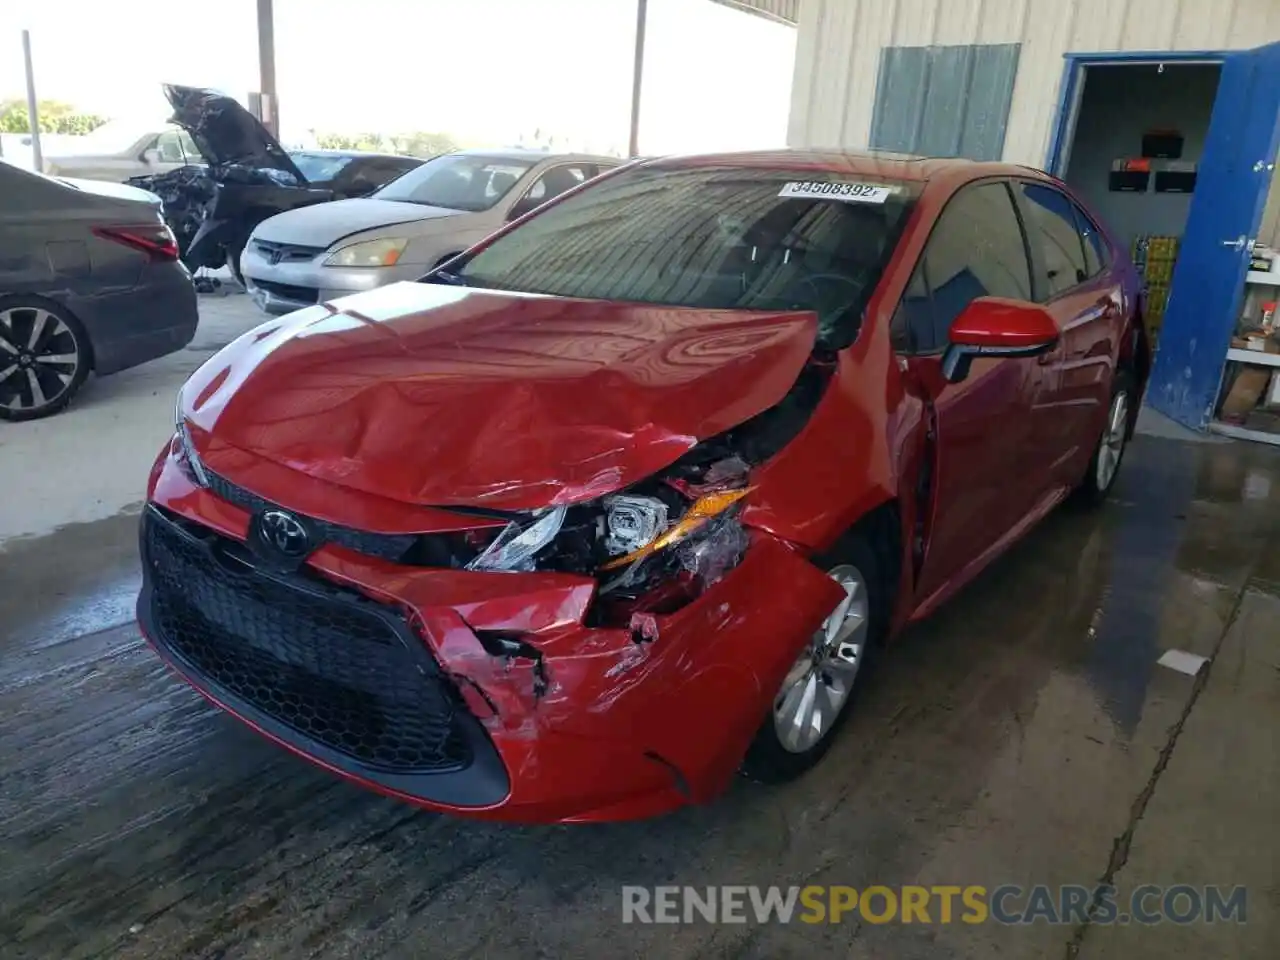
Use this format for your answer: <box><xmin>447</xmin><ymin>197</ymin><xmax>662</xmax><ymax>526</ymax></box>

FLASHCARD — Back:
<box><xmin>1222</xmin><ymin>235</ymin><xmax>1255</xmax><ymax>251</ymax></box>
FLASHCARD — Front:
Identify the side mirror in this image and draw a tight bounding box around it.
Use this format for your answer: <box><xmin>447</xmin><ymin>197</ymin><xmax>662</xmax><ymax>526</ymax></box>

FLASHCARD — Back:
<box><xmin>941</xmin><ymin>297</ymin><xmax>1059</xmax><ymax>383</ymax></box>
<box><xmin>141</xmin><ymin>148</ymin><xmax>162</xmax><ymax>166</ymax></box>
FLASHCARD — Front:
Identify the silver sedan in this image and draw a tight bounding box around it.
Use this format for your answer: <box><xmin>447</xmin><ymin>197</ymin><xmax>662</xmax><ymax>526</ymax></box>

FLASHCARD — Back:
<box><xmin>240</xmin><ymin>149</ymin><xmax>621</xmax><ymax>315</ymax></box>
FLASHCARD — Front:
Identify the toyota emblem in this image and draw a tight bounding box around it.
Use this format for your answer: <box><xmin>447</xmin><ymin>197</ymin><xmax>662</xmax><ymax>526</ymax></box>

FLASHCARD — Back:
<box><xmin>257</xmin><ymin>509</ymin><xmax>311</xmax><ymax>558</ymax></box>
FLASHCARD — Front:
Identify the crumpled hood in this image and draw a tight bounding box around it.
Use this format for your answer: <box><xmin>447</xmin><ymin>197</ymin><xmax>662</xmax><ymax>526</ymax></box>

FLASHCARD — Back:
<box><xmin>250</xmin><ymin>197</ymin><xmax>459</xmax><ymax>248</ymax></box>
<box><xmin>163</xmin><ymin>83</ymin><xmax>306</xmax><ymax>183</ymax></box>
<box><xmin>181</xmin><ymin>282</ymin><xmax>817</xmax><ymax>512</ymax></box>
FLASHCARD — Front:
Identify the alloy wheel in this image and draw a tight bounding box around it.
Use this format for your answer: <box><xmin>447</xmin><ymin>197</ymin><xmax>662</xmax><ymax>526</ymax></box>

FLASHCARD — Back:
<box><xmin>0</xmin><ymin>306</ymin><xmax>82</xmax><ymax>415</ymax></box>
<box><xmin>772</xmin><ymin>564</ymin><xmax>869</xmax><ymax>754</ymax></box>
<box><xmin>1095</xmin><ymin>389</ymin><xmax>1130</xmax><ymax>492</ymax></box>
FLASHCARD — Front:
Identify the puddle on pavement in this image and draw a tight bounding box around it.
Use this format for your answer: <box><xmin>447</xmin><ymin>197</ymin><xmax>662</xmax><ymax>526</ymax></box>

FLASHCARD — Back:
<box><xmin>0</xmin><ymin>508</ymin><xmax>144</xmax><ymax>652</ymax></box>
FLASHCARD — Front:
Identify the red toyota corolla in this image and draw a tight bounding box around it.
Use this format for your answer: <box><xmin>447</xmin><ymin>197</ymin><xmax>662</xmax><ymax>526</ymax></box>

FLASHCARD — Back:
<box><xmin>141</xmin><ymin>151</ymin><xmax>1149</xmax><ymax>823</ymax></box>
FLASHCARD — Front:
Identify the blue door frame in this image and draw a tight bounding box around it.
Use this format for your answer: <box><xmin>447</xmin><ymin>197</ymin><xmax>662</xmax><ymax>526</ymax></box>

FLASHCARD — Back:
<box><xmin>1044</xmin><ymin>51</ymin><xmax>1227</xmax><ymax>176</ymax></box>
<box><xmin>1045</xmin><ymin>47</ymin><xmax>1280</xmax><ymax>430</ymax></box>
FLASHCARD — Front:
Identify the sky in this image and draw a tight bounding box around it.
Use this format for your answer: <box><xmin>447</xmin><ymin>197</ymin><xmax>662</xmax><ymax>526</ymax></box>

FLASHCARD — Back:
<box><xmin>0</xmin><ymin>0</ymin><xmax>796</xmax><ymax>154</ymax></box>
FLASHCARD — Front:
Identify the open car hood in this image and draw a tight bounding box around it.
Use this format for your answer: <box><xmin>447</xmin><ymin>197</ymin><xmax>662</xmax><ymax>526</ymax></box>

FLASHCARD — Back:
<box><xmin>181</xmin><ymin>282</ymin><xmax>818</xmax><ymax>512</ymax></box>
<box><xmin>163</xmin><ymin>83</ymin><xmax>307</xmax><ymax>184</ymax></box>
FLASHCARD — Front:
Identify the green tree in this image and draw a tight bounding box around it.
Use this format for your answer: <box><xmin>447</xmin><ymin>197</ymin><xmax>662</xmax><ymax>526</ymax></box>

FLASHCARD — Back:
<box><xmin>315</xmin><ymin>130</ymin><xmax>458</xmax><ymax>158</ymax></box>
<box><xmin>0</xmin><ymin>99</ymin><xmax>107</xmax><ymax>134</ymax></box>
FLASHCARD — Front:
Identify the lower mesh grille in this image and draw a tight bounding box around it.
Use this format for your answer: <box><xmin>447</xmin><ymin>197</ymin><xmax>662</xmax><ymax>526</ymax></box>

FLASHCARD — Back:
<box><xmin>143</xmin><ymin>507</ymin><xmax>470</xmax><ymax>774</ymax></box>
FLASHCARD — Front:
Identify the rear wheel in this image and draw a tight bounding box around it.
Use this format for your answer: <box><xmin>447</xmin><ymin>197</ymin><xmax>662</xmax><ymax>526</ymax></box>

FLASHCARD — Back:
<box><xmin>1075</xmin><ymin>370</ymin><xmax>1136</xmax><ymax>505</ymax></box>
<box><xmin>0</xmin><ymin>298</ymin><xmax>91</xmax><ymax>421</ymax></box>
<box><xmin>740</xmin><ymin>532</ymin><xmax>885</xmax><ymax>783</ymax></box>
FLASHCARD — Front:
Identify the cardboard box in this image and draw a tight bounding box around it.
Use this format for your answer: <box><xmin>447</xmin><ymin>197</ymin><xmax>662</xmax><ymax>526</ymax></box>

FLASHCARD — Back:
<box><xmin>1221</xmin><ymin>368</ymin><xmax>1272</xmax><ymax>418</ymax></box>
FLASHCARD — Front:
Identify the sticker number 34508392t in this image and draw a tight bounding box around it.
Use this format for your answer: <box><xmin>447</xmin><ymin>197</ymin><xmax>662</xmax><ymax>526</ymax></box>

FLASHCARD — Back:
<box><xmin>778</xmin><ymin>181</ymin><xmax>897</xmax><ymax>204</ymax></box>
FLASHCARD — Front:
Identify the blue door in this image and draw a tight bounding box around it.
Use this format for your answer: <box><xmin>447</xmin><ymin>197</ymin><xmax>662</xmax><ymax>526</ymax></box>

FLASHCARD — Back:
<box><xmin>1147</xmin><ymin>41</ymin><xmax>1280</xmax><ymax>428</ymax></box>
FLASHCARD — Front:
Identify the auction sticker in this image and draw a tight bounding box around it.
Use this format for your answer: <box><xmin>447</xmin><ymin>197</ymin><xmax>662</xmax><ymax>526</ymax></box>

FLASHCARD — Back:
<box><xmin>778</xmin><ymin>181</ymin><xmax>898</xmax><ymax>204</ymax></box>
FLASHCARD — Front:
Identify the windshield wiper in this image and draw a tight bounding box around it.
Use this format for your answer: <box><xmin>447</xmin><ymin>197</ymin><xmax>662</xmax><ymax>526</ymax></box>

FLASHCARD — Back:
<box><xmin>424</xmin><ymin>269</ymin><xmax>467</xmax><ymax>286</ymax></box>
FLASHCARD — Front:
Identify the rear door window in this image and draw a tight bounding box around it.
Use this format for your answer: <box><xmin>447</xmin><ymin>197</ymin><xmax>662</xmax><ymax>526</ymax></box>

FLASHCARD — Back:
<box><xmin>897</xmin><ymin>180</ymin><xmax>1034</xmax><ymax>353</ymax></box>
<box><xmin>1072</xmin><ymin>203</ymin><xmax>1108</xmax><ymax>278</ymax></box>
<box><xmin>1017</xmin><ymin>182</ymin><xmax>1090</xmax><ymax>299</ymax></box>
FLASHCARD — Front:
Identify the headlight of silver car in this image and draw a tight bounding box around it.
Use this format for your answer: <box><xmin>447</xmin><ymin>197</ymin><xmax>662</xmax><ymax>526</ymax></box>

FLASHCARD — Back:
<box><xmin>322</xmin><ymin>237</ymin><xmax>408</xmax><ymax>268</ymax></box>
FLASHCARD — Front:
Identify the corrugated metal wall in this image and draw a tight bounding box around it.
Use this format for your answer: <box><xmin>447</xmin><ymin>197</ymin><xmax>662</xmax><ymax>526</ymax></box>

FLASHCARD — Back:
<box><xmin>867</xmin><ymin>43</ymin><xmax>1021</xmax><ymax>160</ymax></box>
<box><xmin>707</xmin><ymin>0</ymin><xmax>799</xmax><ymax>26</ymax></box>
<box><xmin>787</xmin><ymin>0</ymin><xmax>1280</xmax><ymax>243</ymax></box>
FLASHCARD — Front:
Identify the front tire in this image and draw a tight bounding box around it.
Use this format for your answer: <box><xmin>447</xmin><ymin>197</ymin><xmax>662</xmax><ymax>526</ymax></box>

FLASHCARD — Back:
<box><xmin>0</xmin><ymin>298</ymin><xmax>92</xmax><ymax>421</ymax></box>
<box><xmin>741</xmin><ymin>531</ymin><xmax>886</xmax><ymax>784</ymax></box>
<box><xmin>1075</xmin><ymin>370</ymin><xmax>1136</xmax><ymax>506</ymax></box>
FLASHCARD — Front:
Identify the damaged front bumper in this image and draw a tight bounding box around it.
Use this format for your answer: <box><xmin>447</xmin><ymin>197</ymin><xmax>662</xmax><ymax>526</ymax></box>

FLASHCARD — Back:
<box><xmin>139</xmin><ymin>447</ymin><xmax>844</xmax><ymax>823</ymax></box>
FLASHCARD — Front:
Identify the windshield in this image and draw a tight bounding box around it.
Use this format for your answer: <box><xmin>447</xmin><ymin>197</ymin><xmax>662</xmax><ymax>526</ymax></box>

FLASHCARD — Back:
<box><xmin>449</xmin><ymin>166</ymin><xmax>918</xmax><ymax>349</ymax></box>
<box><xmin>374</xmin><ymin>153</ymin><xmax>535</xmax><ymax>211</ymax></box>
<box><xmin>290</xmin><ymin>152</ymin><xmax>356</xmax><ymax>182</ymax></box>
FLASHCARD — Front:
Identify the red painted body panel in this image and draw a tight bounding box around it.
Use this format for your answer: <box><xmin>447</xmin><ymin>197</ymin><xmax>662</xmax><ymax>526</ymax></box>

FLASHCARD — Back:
<box><xmin>181</xmin><ymin>282</ymin><xmax>817</xmax><ymax>511</ymax></box>
<box><xmin>148</xmin><ymin>454</ymin><xmax>842</xmax><ymax>822</ymax></box>
<box><xmin>145</xmin><ymin>151</ymin><xmax>1148</xmax><ymax>822</ymax></box>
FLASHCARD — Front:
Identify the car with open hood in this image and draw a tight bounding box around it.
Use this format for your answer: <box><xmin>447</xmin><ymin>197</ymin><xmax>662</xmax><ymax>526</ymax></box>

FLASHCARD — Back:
<box><xmin>126</xmin><ymin>85</ymin><xmax>423</xmax><ymax>283</ymax></box>
<box><xmin>142</xmin><ymin>150</ymin><xmax>1150</xmax><ymax>822</ymax></box>
<box><xmin>238</xmin><ymin>149</ymin><xmax>621</xmax><ymax>315</ymax></box>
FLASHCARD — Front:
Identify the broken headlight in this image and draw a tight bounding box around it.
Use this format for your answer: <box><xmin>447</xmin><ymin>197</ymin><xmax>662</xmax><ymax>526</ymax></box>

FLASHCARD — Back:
<box><xmin>467</xmin><ymin>505</ymin><xmax>567</xmax><ymax>572</ymax></box>
<box><xmin>459</xmin><ymin>457</ymin><xmax>752</xmax><ymax>590</ymax></box>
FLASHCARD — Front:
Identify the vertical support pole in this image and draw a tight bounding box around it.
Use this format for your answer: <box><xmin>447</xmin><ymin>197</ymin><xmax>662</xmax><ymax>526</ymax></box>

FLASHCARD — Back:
<box><xmin>22</xmin><ymin>30</ymin><xmax>42</xmax><ymax>172</ymax></box>
<box><xmin>629</xmin><ymin>0</ymin><xmax>648</xmax><ymax>158</ymax></box>
<box><xmin>257</xmin><ymin>0</ymin><xmax>279</xmax><ymax>136</ymax></box>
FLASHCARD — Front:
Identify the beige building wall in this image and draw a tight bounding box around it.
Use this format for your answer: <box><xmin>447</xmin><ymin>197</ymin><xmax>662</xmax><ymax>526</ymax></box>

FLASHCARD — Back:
<box><xmin>787</xmin><ymin>0</ymin><xmax>1280</xmax><ymax>245</ymax></box>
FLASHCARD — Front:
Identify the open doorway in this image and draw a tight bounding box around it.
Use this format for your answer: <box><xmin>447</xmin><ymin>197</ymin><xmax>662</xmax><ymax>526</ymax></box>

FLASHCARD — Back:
<box><xmin>1054</xmin><ymin>62</ymin><xmax>1222</xmax><ymax>347</ymax></box>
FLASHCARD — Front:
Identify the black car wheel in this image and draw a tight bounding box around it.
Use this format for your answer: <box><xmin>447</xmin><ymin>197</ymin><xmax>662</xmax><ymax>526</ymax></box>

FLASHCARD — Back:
<box><xmin>0</xmin><ymin>298</ymin><xmax>92</xmax><ymax>422</ymax></box>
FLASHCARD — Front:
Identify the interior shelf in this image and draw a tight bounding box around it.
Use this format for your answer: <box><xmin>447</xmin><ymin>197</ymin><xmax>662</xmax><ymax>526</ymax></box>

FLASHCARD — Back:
<box><xmin>1246</xmin><ymin>271</ymin><xmax>1280</xmax><ymax>287</ymax></box>
<box><xmin>1209</xmin><ymin>421</ymin><xmax>1280</xmax><ymax>446</ymax></box>
<box><xmin>1225</xmin><ymin>348</ymin><xmax>1280</xmax><ymax>367</ymax></box>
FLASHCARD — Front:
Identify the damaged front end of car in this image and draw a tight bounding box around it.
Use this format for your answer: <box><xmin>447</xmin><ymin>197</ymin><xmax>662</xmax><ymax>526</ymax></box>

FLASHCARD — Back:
<box><xmin>142</xmin><ymin>289</ymin><xmax>855</xmax><ymax>822</ymax></box>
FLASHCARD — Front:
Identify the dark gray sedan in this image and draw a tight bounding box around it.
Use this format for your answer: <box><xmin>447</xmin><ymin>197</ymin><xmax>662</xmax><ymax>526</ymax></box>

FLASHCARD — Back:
<box><xmin>0</xmin><ymin>160</ymin><xmax>198</xmax><ymax>420</ymax></box>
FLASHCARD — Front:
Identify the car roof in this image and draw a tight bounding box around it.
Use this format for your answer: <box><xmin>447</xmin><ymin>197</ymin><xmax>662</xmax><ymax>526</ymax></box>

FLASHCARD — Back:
<box><xmin>289</xmin><ymin>148</ymin><xmax>419</xmax><ymax>161</ymax></box>
<box><xmin>641</xmin><ymin>148</ymin><xmax>1044</xmax><ymax>184</ymax></box>
<box><xmin>450</xmin><ymin>148</ymin><xmax>623</xmax><ymax>164</ymax></box>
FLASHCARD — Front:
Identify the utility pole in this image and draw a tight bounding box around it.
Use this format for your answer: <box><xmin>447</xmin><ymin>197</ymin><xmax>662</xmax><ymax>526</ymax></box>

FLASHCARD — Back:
<box><xmin>257</xmin><ymin>0</ymin><xmax>279</xmax><ymax>136</ymax></box>
<box><xmin>22</xmin><ymin>30</ymin><xmax>42</xmax><ymax>171</ymax></box>
<box><xmin>628</xmin><ymin>0</ymin><xmax>648</xmax><ymax>157</ymax></box>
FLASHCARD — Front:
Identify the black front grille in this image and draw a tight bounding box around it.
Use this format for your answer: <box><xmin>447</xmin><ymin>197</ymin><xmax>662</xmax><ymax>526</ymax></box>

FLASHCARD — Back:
<box><xmin>253</xmin><ymin>239</ymin><xmax>325</xmax><ymax>263</ymax></box>
<box><xmin>143</xmin><ymin>507</ymin><xmax>470</xmax><ymax>774</ymax></box>
<box><xmin>205</xmin><ymin>469</ymin><xmax>417</xmax><ymax>563</ymax></box>
<box><xmin>254</xmin><ymin>279</ymin><xmax>320</xmax><ymax>304</ymax></box>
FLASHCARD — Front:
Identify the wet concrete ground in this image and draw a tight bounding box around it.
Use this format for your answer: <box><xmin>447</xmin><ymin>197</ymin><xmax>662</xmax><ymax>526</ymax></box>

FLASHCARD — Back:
<box><xmin>2</xmin><ymin>426</ymin><xmax>1279</xmax><ymax>959</ymax></box>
